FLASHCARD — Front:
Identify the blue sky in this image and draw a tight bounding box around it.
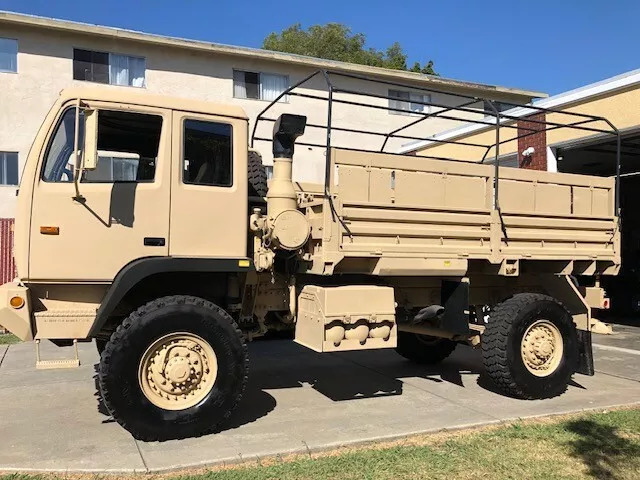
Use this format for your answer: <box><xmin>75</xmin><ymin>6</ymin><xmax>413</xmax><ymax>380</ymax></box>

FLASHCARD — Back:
<box><xmin>1</xmin><ymin>0</ymin><xmax>638</xmax><ymax>95</ymax></box>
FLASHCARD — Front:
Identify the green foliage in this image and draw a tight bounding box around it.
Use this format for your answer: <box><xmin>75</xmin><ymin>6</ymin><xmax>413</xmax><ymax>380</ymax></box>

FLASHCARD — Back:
<box><xmin>0</xmin><ymin>333</ymin><xmax>19</xmax><ymax>344</ymax></box>
<box><xmin>263</xmin><ymin>23</ymin><xmax>437</xmax><ymax>75</ymax></box>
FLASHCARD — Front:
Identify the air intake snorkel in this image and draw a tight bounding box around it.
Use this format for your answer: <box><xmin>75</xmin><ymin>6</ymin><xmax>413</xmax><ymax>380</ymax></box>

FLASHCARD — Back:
<box><xmin>268</xmin><ymin>114</ymin><xmax>307</xmax><ymax>218</ymax></box>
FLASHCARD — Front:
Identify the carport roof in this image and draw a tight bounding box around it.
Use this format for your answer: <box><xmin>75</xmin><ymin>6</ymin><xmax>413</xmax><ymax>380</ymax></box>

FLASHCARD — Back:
<box><xmin>400</xmin><ymin>68</ymin><xmax>640</xmax><ymax>154</ymax></box>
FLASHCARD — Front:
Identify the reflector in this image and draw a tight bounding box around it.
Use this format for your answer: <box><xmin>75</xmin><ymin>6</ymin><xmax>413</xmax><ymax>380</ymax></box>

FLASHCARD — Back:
<box><xmin>9</xmin><ymin>296</ymin><xmax>24</xmax><ymax>309</ymax></box>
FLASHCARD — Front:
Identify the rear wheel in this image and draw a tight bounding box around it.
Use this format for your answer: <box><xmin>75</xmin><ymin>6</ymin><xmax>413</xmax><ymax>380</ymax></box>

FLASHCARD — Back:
<box><xmin>395</xmin><ymin>331</ymin><xmax>457</xmax><ymax>364</ymax></box>
<box><xmin>99</xmin><ymin>295</ymin><xmax>248</xmax><ymax>441</ymax></box>
<box><xmin>482</xmin><ymin>293</ymin><xmax>578</xmax><ymax>399</ymax></box>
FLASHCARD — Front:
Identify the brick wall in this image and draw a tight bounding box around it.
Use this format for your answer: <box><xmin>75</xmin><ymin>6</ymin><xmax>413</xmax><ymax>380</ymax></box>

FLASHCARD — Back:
<box><xmin>0</xmin><ymin>218</ymin><xmax>15</xmax><ymax>334</ymax></box>
<box><xmin>517</xmin><ymin>113</ymin><xmax>547</xmax><ymax>170</ymax></box>
<box><xmin>0</xmin><ymin>218</ymin><xmax>16</xmax><ymax>285</ymax></box>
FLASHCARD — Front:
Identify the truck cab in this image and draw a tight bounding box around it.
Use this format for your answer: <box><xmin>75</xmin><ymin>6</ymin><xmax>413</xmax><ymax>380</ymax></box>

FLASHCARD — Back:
<box><xmin>4</xmin><ymin>88</ymin><xmax>251</xmax><ymax>341</ymax></box>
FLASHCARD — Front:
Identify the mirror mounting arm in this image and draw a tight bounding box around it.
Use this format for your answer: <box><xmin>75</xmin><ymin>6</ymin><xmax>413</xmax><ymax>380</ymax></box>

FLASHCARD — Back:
<box><xmin>72</xmin><ymin>99</ymin><xmax>84</xmax><ymax>202</ymax></box>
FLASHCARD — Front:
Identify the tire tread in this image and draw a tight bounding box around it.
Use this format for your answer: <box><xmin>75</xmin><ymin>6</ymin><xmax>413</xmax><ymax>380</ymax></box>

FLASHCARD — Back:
<box><xmin>99</xmin><ymin>295</ymin><xmax>248</xmax><ymax>441</ymax></box>
<box><xmin>482</xmin><ymin>293</ymin><xmax>570</xmax><ymax>399</ymax></box>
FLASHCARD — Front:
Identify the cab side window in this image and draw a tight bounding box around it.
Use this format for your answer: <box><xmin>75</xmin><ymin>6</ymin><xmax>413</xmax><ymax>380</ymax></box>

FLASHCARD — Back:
<box><xmin>85</xmin><ymin>110</ymin><xmax>162</xmax><ymax>183</ymax></box>
<box><xmin>42</xmin><ymin>108</ymin><xmax>162</xmax><ymax>183</ymax></box>
<box><xmin>183</xmin><ymin>120</ymin><xmax>232</xmax><ymax>187</ymax></box>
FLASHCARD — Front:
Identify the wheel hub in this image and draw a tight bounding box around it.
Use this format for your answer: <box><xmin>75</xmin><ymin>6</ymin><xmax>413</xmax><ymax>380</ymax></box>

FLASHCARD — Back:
<box><xmin>521</xmin><ymin>320</ymin><xmax>563</xmax><ymax>377</ymax></box>
<box><xmin>139</xmin><ymin>333</ymin><xmax>217</xmax><ymax>410</ymax></box>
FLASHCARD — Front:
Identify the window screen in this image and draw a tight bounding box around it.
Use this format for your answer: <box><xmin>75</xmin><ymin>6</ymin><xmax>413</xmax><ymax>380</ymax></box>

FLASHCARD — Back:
<box><xmin>233</xmin><ymin>70</ymin><xmax>288</xmax><ymax>101</ymax></box>
<box><xmin>389</xmin><ymin>89</ymin><xmax>430</xmax><ymax>115</ymax></box>
<box><xmin>183</xmin><ymin>120</ymin><xmax>232</xmax><ymax>187</ymax></box>
<box><xmin>0</xmin><ymin>152</ymin><xmax>18</xmax><ymax>185</ymax></box>
<box><xmin>0</xmin><ymin>38</ymin><xmax>17</xmax><ymax>73</ymax></box>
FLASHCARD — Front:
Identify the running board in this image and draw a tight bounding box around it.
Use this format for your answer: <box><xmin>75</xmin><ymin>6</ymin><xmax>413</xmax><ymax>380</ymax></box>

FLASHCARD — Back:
<box><xmin>35</xmin><ymin>339</ymin><xmax>80</xmax><ymax>369</ymax></box>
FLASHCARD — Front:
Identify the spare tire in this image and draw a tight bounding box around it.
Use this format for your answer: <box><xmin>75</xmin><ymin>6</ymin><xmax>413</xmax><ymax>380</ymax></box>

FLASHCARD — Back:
<box><xmin>248</xmin><ymin>150</ymin><xmax>268</xmax><ymax>198</ymax></box>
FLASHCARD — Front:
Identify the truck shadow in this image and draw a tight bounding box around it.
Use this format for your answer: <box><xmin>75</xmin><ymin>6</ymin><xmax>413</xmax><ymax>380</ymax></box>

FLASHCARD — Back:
<box><xmin>248</xmin><ymin>341</ymin><xmax>587</xmax><ymax>402</ymax></box>
<box><xmin>92</xmin><ymin>364</ymin><xmax>278</xmax><ymax>434</ymax></box>
<box><xmin>245</xmin><ymin>340</ymin><xmax>482</xmax><ymax>402</ymax></box>
<box><xmin>92</xmin><ymin>340</ymin><xmax>588</xmax><ymax>436</ymax></box>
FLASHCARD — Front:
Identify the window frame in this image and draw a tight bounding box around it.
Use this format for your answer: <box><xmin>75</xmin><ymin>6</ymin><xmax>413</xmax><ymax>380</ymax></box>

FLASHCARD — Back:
<box><xmin>41</xmin><ymin>105</ymin><xmax>163</xmax><ymax>184</ymax></box>
<box><xmin>72</xmin><ymin>47</ymin><xmax>146</xmax><ymax>88</ymax></box>
<box><xmin>0</xmin><ymin>37</ymin><xmax>18</xmax><ymax>73</ymax></box>
<box><xmin>181</xmin><ymin>117</ymin><xmax>234</xmax><ymax>188</ymax></box>
<box><xmin>232</xmin><ymin>69</ymin><xmax>289</xmax><ymax>103</ymax></box>
<box><xmin>388</xmin><ymin>89</ymin><xmax>431</xmax><ymax>116</ymax></box>
<box><xmin>108</xmin><ymin>52</ymin><xmax>146</xmax><ymax>87</ymax></box>
<box><xmin>40</xmin><ymin>106</ymin><xmax>82</xmax><ymax>183</ymax></box>
<box><xmin>0</xmin><ymin>151</ymin><xmax>19</xmax><ymax>186</ymax></box>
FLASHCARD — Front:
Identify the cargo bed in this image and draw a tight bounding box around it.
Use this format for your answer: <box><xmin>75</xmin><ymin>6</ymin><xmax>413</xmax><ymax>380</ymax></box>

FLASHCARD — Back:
<box><xmin>300</xmin><ymin>148</ymin><xmax>619</xmax><ymax>276</ymax></box>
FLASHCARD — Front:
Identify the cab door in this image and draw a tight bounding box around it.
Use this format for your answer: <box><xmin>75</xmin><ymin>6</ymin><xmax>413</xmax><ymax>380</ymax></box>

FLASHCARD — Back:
<box><xmin>169</xmin><ymin>111</ymin><xmax>247</xmax><ymax>257</ymax></box>
<box><xmin>28</xmin><ymin>101</ymin><xmax>171</xmax><ymax>281</ymax></box>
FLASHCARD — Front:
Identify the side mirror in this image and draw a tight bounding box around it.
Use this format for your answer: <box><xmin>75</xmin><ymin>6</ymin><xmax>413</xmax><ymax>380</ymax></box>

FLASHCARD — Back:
<box><xmin>83</xmin><ymin>109</ymin><xmax>98</xmax><ymax>171</ymax></box>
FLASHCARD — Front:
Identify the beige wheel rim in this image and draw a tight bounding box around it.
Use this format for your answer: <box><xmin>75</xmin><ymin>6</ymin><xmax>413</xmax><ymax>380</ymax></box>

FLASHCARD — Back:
<box><xmin>521</xmin><ymin>320</ymin><xmax>564</xmax><ymax>377</ymax></box>
<box><xmin>139</xmin><ymin>332</ymin><xmax>218</xmax><ymax>410</ymax></box>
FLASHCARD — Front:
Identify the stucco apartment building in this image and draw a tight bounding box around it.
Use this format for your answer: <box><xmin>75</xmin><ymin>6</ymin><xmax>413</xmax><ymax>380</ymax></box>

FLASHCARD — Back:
<box><xmin>0</xmin><ymin>11</ymin><xmax>544</xmax><ymax>283</ymax></box>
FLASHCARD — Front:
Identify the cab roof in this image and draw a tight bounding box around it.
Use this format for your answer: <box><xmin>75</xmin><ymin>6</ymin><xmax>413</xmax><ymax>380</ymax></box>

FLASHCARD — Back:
<box><xmin>58</xmin><ymin>86</ymin><xmax>249</xmax><ymax>120</ymax></box>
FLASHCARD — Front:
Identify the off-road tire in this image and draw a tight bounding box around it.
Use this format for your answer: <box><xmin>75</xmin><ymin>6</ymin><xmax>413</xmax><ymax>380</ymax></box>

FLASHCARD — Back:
<box><xmin>98</xmin><ymin>295</ymin><xmax>248</xmax><ymax>441</ymax></box>
<box><xmin>96</xmin><ymin>338</ymin><xmax>107</xmax><ymax>355</ymax></box>
<box><xmin>395</xmin><ymin>331</ymin><xmax>457</xmax><ymax>364</ymax></box>
<box><xmin>248</xmin><ymin>150</ymin><xmax>268</xmax><ymax>198</ymax></box>
<box><xmin>481</xmin><ymin>293</ymin><xmax>579</xmax><ymax>399</ymax></box>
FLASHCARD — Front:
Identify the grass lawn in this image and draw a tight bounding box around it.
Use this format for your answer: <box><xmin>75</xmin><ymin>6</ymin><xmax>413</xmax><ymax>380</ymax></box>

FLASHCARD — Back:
<box><xmin>0</xmin><ymin>333</ymin><xmax>19</xmax><ymax>345</ymax></box>
<box><xmin>1</xmin><ymin>408</ymin><xmax>639</xmax><ymax>480</ymax></box>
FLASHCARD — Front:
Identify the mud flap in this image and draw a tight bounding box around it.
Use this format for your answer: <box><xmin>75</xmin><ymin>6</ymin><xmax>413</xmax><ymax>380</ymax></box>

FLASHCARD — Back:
<box><xmin>576</xmin><ymin>329</ymin><xmax>595</xmax><ymax>376</ymax></box>
<box><xmin>441</xmin><ymin>280</ymin><xmax>469</xmax><ymax>335</ymax></box>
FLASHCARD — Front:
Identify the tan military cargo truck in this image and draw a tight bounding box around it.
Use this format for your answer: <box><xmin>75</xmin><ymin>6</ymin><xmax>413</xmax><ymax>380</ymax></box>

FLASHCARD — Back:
<box><xmin>0</xmin><ymin>70</ymin><xmax>621</xmax><ymax>440</ymax></box>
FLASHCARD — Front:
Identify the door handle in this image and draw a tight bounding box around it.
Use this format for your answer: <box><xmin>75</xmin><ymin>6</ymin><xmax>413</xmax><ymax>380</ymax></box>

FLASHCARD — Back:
<box><xmin>144</xmin><ymin>237</ymin><xmax>166</xmax><ymax>247</ymax></box>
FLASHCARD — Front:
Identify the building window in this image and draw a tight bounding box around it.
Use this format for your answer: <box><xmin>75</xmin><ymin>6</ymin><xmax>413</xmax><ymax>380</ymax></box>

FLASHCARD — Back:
<box><xmin>389</xmin><ymin>90</ymin><xmax>430</xmax><ymax>116</ymax></box>
<box><xmin>0</xmin><ymin>152</ymin><xmax>19</xmax><ymax>185</ymax></box>
<box><xmin>0</xmin><ymin>38</ymin><xmax>18</xmax><ymax>73</ymax></box>
<box><xmin>183</xmin><ymin>120</ymin><xmax>233</xmax><ymax>187</ymax></box>
<box><xmin>233</xmin><ymin>70</ymin><xmax>288</xmax><ymax>102</ymax></box>
<box><xmin>73</xmin><ymin>49</ymin><xmax>146</xmax><ymax>87</ymax></box>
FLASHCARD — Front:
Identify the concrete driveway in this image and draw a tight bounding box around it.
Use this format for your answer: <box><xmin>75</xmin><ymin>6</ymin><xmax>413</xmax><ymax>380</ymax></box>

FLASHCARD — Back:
<box><xmin>1</xmin><ymin>325</ymin><xmax>640</xmax><ymax>473</ymax></box>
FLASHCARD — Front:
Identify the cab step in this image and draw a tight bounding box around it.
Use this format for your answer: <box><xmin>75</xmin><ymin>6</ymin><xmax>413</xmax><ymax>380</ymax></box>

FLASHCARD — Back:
<box><xmin>35</xmin><ymin>339</ymin><xmax>80</xmax><ymax>369</ymax></box>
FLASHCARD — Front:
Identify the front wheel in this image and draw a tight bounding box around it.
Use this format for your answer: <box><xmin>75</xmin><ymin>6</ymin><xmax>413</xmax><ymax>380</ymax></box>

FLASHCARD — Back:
<box><xmin>482</xmin><ymin>293</ymin><xmax>579</xmax><ymax>399</ymax></box>
<box><xmin>99</xmin><ymin>295</ymin><xmax>248</xmax><ymax>441</ymax></box>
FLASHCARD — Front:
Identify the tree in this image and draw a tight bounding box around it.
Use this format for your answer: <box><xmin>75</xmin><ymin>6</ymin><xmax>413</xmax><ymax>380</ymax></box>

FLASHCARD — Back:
<box><xmin>263</xmin><ymin>23</ymin><xmax>437</xmax><ymax>75</ymax></box>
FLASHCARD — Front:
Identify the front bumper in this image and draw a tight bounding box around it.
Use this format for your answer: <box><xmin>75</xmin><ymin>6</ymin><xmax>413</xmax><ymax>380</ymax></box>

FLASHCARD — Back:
<box><xmin>0</xmin><ymin>281</ymin><xmax>33</xmax><ymax>341</ymax></box>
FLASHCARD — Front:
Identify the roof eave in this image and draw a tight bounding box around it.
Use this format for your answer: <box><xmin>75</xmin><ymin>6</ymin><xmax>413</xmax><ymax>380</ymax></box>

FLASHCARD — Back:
<box><xmin>0</xmin><ymin>10</ymin><xmax>547</xmax><ymax>100</ymax></box>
